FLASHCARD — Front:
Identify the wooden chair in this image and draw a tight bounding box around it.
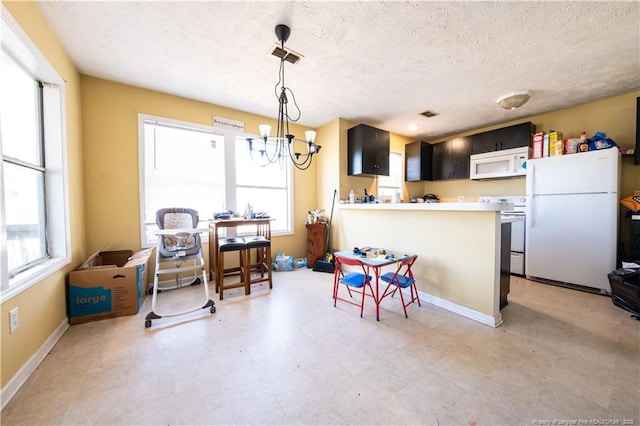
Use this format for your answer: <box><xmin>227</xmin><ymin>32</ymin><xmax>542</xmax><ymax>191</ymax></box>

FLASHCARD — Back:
<box><xmin>245</xmin><ymin>236</ymin><xmax>273</xmax><ymax>292</ymax></box>
<box><xmin>217</xmin><ymin>237</ymin><xmax>248</xmax><ymax>300</ymax></box>
<box><xmin>243</xmin><ymin>221</ymin><xmax>272</xmax><ymax>292</ymax></box>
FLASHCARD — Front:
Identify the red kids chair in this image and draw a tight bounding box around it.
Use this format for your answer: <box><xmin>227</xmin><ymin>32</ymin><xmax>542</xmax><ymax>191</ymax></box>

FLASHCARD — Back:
<box><xmin>332</xmin><ymin>255</ymin><xmax>374</xmax><ymax>318</ymax></box>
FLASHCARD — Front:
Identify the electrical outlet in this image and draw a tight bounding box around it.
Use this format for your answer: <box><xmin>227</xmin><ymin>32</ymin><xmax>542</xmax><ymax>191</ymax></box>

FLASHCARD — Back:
<box><xmin>458</xmin><ymin>195</ymin><xmax>465</xmax><ymax>202</ymax></box>
<box><xmin>9</xmin><ymin>307</ymin><xmax>18</xmax><ymax>334</ymax></box>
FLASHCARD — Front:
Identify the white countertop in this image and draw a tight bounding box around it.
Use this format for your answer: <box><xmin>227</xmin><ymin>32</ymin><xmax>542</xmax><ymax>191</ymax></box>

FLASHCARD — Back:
<box><xmin>339</xmin><ymin>202</ymin><xmax>511</xmax><ymax>212</ymax></box>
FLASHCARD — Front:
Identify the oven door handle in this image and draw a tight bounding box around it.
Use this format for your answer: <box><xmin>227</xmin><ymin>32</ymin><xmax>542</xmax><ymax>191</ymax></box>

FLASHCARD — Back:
<box><xmin>501</xmin><ymin>213</ymin><xmax>525</xmax><ymax>220</ymax></box>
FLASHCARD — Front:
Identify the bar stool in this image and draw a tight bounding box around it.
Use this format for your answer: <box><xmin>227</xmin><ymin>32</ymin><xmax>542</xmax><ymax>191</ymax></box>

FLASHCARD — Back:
<box><xmin>217</xmin><ymin>237</ymin><xmax>248</xmax><ymax>300</ymax></box>
<box><xmin>245</xmin><ymin>236</ymin><xmax>273</xmax><ymax>292</ymax></box>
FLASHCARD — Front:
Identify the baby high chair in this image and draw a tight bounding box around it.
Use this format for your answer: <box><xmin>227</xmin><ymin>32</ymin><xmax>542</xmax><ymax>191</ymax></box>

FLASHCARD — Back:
<box><xmin>145</xmin><ymin>208</ymin><xmax>215</xmax><ymax>327</ymax></box>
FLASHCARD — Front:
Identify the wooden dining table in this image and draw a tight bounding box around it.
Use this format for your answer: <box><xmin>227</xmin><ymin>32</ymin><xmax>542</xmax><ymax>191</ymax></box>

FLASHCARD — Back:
<box><xmin>334</xmin><ymin>249</ymin><xmax>412</xmax><ymax>321</ymax></box>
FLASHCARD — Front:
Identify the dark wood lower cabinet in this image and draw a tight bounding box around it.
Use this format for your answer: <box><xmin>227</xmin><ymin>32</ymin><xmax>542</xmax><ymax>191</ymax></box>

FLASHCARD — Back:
<box><xmin>306</xmin><ymin>223</ymin><xmax>327</xmax><ymax>268</ymax></box>
<box><xmin>500</xmin><ymin>222</ymin><xmax>511</xmax><ymax>309</ymax></box>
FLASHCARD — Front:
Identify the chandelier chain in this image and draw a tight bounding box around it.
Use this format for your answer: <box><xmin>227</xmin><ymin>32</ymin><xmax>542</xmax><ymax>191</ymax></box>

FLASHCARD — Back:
<box><xmin>246</xmin><ymin>24</ymin><xmax>321</xmax><ymax>171</ymax></box>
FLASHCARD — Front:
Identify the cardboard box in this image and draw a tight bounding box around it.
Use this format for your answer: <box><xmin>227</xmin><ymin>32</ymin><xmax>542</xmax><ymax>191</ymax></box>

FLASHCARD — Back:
<box><xmin>532</xmin><ymin>132</ymin><xmax>545</xmax><ymax>159</ymax></box>
<box><xmin>550</xmin><ymin>140</ymin><xmax>564</xmax><ymax>156</ymax></box>
<box><xmin>67</xmin><ymin>249</ymin><xmax>153</xmax><ymax>325</ymax></box>
<box><xmin>548</xmin><ymin>131</ymin><xmax>564</xmax><ymax>156</ymax></box>
<box><xmin>543</xmin><ymin>134</ymin><xmax>550</xmax><ymax>157</ymax></box>
<box><xmin>548</xmin><ymin>131</ymin><xmax>563</xmax><ymax>143</ymax></box>
<box><xmin>565</xmin><ymin>138</ymin><xmax>579</xmax><ymax>154</ymax></box>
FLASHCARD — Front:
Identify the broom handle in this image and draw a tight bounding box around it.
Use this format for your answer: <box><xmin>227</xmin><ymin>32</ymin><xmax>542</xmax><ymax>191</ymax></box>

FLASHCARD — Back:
<box><xmin>324</xmin><ymin>189</ymin><xmax>337</xmax><ymax>253</ymax></box>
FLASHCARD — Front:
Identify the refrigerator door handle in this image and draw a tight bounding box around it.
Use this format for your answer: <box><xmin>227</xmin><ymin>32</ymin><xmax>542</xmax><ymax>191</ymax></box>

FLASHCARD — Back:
<box><xmin>531</xmin><ymin>195</ymin><xmax>536</xmax><ymax>227</ymax></box>
<box><xmin>528</xmin><ymin>162</ymin><xmax>536</xmax><ymax>227</ymax></box>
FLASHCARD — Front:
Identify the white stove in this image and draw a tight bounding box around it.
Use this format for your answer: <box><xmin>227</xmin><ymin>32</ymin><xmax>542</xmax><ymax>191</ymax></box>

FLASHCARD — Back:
<box><xmin>478</xmin><ymin>195</ymin><xmax>526</xmax><ymax>212</ymax></box>
<box><xmin>479</xmin><ymin>195</ymin><xmax>527</xmax><ymax>275</ymax></box>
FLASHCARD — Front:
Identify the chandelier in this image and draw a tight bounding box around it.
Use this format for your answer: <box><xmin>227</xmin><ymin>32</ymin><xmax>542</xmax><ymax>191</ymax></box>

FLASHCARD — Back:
<box><xmin>246</xmin><ymin>24</ymin><xmax>321</xmax><ymax>170</ymax></box>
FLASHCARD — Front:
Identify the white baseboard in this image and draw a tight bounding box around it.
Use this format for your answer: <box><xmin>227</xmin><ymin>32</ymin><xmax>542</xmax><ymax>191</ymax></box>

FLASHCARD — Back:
<box><xmin>1</xmin><ymin>318</ymin><xmax>69</xmax><ymax>410</ymax></box>
<box><xmin>417</xmin><ymin>290</ymin><xmax>503</xmax><ymax>327</ymax></box>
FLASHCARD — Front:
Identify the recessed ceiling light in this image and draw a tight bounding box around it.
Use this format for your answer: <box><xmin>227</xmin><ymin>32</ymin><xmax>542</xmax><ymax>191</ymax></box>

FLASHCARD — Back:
<box><xmin>408</xmin><ymin>124</ymin><xmax>419</xmax><ymax>131</ymax></box>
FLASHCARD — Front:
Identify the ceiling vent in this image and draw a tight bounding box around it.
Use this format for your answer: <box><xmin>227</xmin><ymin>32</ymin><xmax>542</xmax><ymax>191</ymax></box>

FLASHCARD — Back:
<box><xmin>420</xmin><ymin>110</ymin><xmax>439</xmax><ymax>118</ymax></box>
<box><xmin>271</xmin><ymin>44</ymin><xmax>302</xmax><ymax>64</ymax></box>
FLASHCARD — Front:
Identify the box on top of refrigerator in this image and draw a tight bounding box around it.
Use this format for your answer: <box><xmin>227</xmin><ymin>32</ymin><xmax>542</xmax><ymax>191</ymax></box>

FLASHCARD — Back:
<box><xmin>532</xmin><ymin>132</ymin><xmax>545</xmax><ymax>159</ymax></box>
<box><xmin>550</xmin><ymin>140</ymin><xmax>564</xmax><ymax>156</ymax></box>
<box><xmin>548</xmin><ymin>131</ymin><xmax>563</xmax><ymax>141</ymax></box>
<box><xmin>549</xmin><ymin>131</ymin><xmax>564</xmax><ymax>156</ymax></box>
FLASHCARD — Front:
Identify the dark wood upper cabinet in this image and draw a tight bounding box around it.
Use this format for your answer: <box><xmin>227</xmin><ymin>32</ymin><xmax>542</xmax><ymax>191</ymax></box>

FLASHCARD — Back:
<box><xmin>430</xmin><ymin>122</ymin><xmax>535</xmax><ymax>181</ymax></box>
<box><xmin>450</xmin><ymin>136</ymin><xmax>471</xmax><ymax>179</ymax></box>
<box><xmin>471</xmin><ymin>130</ymin><xmax>496</xmax><ymax>154</ymax></box>
<box><xmin>431</xmin><ymin>140</ymin><xmax>450</xmax><ymax>181</ymax></box>
<box><xmin>498</xmin><ymin>122</ymin><xmax>535</xmax><ymax>151</ymax></box>
<box><xmin>348</xmin><ymin>124</ymin><xmax>390</xmax><ymax>176</ymax></box>
<box><xmin>432</xmin><ymin>137</ymin><xmax>470</xmax><ymax>180</ymax></box>
<box><xmin>471</xmin><ymin>122</ymin><xmax>535</xmax><ymax>155</ymax></box>
<box><xmin>405</xmin><ymin>141</ymin><xmax>433</xmax><ymax>181</ymax></box>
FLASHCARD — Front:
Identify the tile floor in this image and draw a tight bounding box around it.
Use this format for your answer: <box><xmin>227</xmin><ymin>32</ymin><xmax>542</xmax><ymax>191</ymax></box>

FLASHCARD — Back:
<box><xmin>2</xmin><ymin>269</ymin><xmax>639</xmax><ymax>425</ymax></box>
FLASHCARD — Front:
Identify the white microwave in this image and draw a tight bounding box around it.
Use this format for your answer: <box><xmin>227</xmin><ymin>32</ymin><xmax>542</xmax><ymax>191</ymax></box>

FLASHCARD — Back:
<box><xmin>470</xmin><ymin>146</ymin><xmax>531</xmax><ymax>180</ymax></box>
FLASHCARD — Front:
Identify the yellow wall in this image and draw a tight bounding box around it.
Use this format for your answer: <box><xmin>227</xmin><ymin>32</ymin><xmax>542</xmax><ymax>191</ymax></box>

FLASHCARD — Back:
<box><xmin>1</xmin><ymin>1</ymin><xmax>86</xmax><ymax>389</ymax></box>
<box><xmin>420</xmin><ymin>91</ymin><xmax>640</xmax><ymax>256</ymax></box>
<box><xmin>422</xmin><ymin>91</ymin><xmax>640</xmax><ymax>202</ymax></box>
<box><xmin>329</xmin><ymin>119</ymin><xmax>418</xmax><ymax>251</ymax></box>
<box><xmin>80</xmin><ymin>76</ymin><xmax>317</xmax><ymax>260</ymax></box>
<box><xmin>337</xmin><ymin>206</ymin><xmax>501</xmax><ymax>319</ymax></box>
<box><xmin>2</xmin><ymin>0</ymin><xmax>639</xmax><ymax>398</ymax></box>
<box><xmin>339</xmin><ymin>120</ymin><xmax>415</xmax><ymax>202</ymax></box>
<box><xmin>328</xmin><ymin>93</ymin><xmax>640</xmax><ymax>256</ymax></box>
<box><xmin>315</xmin><ymin>118</ymin><xmax>340</xmax><ymax>245</ymax></box>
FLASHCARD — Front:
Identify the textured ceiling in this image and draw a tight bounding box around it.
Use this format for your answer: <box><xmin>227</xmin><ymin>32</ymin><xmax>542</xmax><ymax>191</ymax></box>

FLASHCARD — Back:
<box><xmin>35</xmin><ymin>1</ymin><xmax>640</xmax><ymax>140</ymax></box>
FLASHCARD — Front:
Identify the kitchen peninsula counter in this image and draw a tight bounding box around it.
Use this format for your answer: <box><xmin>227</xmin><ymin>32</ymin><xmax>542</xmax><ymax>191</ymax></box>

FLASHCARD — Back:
<box><xmin>339</xmin><ymin>201</ymin><xmax>511</xmax><ymax>212</ymax></box>
<box><xmin>336</xmin><ymin>202</ymin><xmax>510</xmax><ymax>327</ymax></box>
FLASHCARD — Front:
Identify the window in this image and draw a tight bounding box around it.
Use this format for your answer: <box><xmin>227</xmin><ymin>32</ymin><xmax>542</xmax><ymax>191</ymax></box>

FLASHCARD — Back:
<box><xmin>2</xmin><ymin>53</ymin><xmax>47</xmax><ymax>275</ymax></box>
<box><xmin>234</xmin><ymin>136</ymin><xmax>292</xmax><ymax>235</ymax></box>
<box><xmin>377</xmin><ymin>151</ymin><xmax>403</xmax><ymax>201</ymax></box>
<box><xmin>1</xmin><ymin>6</ymin><xmax>70</xmax><ymax>302</ymax></box>
<box><xmin>139</xmin><ymin>115</ymin><xmax>292</xmax><ymax>247</ymax></box>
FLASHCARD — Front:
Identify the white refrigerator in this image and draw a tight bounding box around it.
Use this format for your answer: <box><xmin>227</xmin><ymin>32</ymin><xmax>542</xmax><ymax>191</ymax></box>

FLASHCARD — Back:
<box><xmin>525</xmin><ymin>148</ymin><xmax>620</xmax><ymax>293</ymax></box>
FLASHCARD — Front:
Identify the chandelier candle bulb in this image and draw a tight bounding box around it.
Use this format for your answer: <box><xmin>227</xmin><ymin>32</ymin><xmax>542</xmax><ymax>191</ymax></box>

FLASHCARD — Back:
<box><xmin>259</xmin><ymin>125</ymin><xmax>271</xmax><ymax>140</ymax></box>
<box><xmin>305</xmin><ymin>131</ymin><xmax>316</xmax><ymax>143</ymax></box>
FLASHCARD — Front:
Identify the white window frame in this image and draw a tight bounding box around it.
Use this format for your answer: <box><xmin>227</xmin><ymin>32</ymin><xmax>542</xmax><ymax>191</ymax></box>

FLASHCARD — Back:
<box><xmin>137</xmin><ymin>114</ymin><xmax>294</xmax><ymax>248</ymax></box>
<box><xmin>0</xmin><ymin>5</ymin><xmax>71</xmax><ymax>303</ymax></box>
<box><xmin>377</xmin><ymin>150</ymin><xmax>404</xmax><ymax>201</ymax></box>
